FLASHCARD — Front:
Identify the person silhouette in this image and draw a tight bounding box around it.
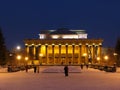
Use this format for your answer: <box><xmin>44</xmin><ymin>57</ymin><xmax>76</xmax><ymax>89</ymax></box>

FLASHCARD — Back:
<box><xmin>25</xmin><ymin>65</ymin><xmax>28</xmax><ymax>72</ymax></box>
<box><xmin>64</xmin><ymin>66</ymin><xmax>69</xmax><ymax>76</ymax></box>
<box><xmin>80</xmin><ymin>64</ymin><xmax>84</xmax><ymax>69</ymax></box>
<box><xmin>33</xmin><ymin>65</ymin><xmax>37</xmax><ymax>73</ymax></box>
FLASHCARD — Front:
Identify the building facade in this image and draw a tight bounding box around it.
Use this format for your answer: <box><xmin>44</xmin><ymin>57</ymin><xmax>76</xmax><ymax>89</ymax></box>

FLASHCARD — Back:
<box><xmin>24</xmin><ymin>28</ymin><xmax>103</xmax><ymax>65</ymax></box>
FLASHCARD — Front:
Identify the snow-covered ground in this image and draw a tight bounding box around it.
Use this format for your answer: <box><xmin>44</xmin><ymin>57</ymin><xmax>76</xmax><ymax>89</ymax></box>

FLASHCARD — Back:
<box><xmin>0</xmin><ymin>66</ymin><xmax>120</xmax><ymax>90</ymax></box>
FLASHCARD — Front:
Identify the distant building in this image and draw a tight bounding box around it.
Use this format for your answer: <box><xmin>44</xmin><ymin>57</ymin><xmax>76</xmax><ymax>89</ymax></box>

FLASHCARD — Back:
<box><xmin>24</xmin><ymin>28</ymin><xmax>103</xmax><ymax>65</ymax></box>
<box><xmin>101</xmin><ymin>47</ymin><xmax>116</xmax><ymax>65</ymax></box>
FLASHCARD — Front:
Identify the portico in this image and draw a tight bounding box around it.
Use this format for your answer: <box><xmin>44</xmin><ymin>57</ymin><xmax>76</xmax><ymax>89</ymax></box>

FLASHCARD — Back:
<box><xmin>24</xmin><ymin>39</ymin><xmax>103</xmax><ymax>65</ymax></box>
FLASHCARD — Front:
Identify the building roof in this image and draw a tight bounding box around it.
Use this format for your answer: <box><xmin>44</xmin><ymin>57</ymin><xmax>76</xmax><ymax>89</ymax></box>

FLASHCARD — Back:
<box><xmin>50</xmin><ymin>28</ymin><xmax>77</xmax><ymax>34</ymax></box>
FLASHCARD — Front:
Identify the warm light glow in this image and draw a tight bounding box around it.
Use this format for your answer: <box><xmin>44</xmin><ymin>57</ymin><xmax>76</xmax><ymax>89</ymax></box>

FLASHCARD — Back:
<box><xmin>52</xmin><ymin>43</ymin><xmax>55</xmax><ymax>46</ymax></box>
<box><xmin>51</xmin><ymin>35</ymin><xmax>59</xmax><ymax>39</ymax></box>
<box><xmin>113</xmin><ymin>53</ymin><xmax>118</xmax><ymax>56</ymax></box>
<box><xmin>25</xmin><ymin>57</ymin><xmax>28</xmax><ymax>61</ymax></box>
<box><xmin>62</xmin><ymin>35</ymin><xmax>78</xmax><ymax>39</ymax></box>
<box><xmin>45</xmin><ymin>44</ymin><xmax>48</xmax><ymax>46</ymax></box>
<box><xmin>104</xmin><ymin>55</ymin><xmax>108</xmax><ymax>60</ymax></box>
<box><xmin>25</xmin><ymin>43</ymin><xmax>28</xmax><ymax>46</ymax></box>
<box><xmin>83</xmin><ymin>53</ymin><xmax>87</xmax><ymax>57</ymax></box>
<box><xmin>66</xmin><ymin>43</ymin><xmax>68</xmax><ymax>45</ymax></box>
<box><xmin>39</xmin><ymin>54</ymin><xmax>43</xmax><ymax>57</ymax></box>
<box><xmin>99</xmin><ymin>43</ymin><xmax>102</xmax><ymax>45</ymax></box>
<box><xmin>17</xmin><ymin>55</ymin><xmax>21</xmax><ymax>60</ymax></box>
<box><xmin>9</xmin><ymin>53</ymin><xmax>13</xmax><ymax>56</ymax></box>
<box><xmin>97</xmin><ymin>57</ymin><xmax>100</xmax><ymax>61</ymax></box>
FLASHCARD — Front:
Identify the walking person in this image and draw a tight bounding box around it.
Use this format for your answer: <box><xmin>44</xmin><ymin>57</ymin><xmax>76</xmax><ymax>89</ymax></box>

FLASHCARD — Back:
<box><xmin>86</xmin><ymin>64</ymin><xmax>89</xmax><ymax>69</ymax></box>
<box><xmin>80</xmin><ymin>64</ymin><xmax>84</xmax><ymax>69</ymax></box>
<box><xmin>25</xmin><ymin>65</ymin><xmax>28</xmax><ymax>72</ymax></box>
<box><xmin>64</xmin><ymin>66</ymin><xmax>69</xmax><ymax>76</ymax></box>
<box><xmin>33</xmin><ymin>65</ymin><xmax>37</xmax><ymax>73</ymax></box>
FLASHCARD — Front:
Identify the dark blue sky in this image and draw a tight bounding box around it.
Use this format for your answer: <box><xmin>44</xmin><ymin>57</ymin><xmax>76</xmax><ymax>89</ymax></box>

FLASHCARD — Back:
<box><xmin>0</xmin><ymin>0</ymin><xmax>120</xmax><ymax>50</ymax></box>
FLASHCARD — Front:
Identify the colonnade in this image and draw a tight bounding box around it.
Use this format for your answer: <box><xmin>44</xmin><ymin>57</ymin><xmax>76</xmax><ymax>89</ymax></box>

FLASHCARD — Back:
<box><xmin>25</xmin><ymin>43</ymin><xmax>102</xmax><ymax>65</ymax></box>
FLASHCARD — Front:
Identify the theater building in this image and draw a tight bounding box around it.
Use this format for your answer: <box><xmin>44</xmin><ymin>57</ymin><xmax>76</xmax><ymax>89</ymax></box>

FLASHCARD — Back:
<box><xmin>24</xmin><ymin>28</ymin><xmax>103</xmax><ymax>65</ymax></box>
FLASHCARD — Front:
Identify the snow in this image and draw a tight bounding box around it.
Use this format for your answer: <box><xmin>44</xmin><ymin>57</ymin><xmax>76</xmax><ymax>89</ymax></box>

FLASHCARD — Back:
<box><xmin>0</xmin><ymin>66</ymin><xmax>120</xmax><ymax>90</ymax></box>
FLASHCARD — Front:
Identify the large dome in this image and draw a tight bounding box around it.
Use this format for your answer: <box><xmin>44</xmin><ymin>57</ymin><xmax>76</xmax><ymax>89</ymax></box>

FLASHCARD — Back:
<box><xmin>50</xmin><ymin>28</ymin><xmax>77</xmax><ymax>34</ymax></box>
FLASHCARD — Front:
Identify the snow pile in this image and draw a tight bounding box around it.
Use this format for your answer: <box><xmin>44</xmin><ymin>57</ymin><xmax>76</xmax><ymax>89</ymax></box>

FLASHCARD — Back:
<box><xmin>0</xmin><ymin>67</ymin><xmax>7</xmax><ymax>73</ymax></box>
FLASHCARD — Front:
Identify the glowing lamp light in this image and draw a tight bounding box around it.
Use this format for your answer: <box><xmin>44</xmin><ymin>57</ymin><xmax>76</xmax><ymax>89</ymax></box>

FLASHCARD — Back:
<box><xmin>16</xmin><ymin>46</ymin><xmax>21</xmax><ymax>50</ymax></box>
<box><xmin>104</xmin><ymin>55</ymin><xmax>108</xmax><ymax>60</ymax></box>
<box><xmin>25</xmin><ymin>57</ymin><xmax>28</xmax><ymax>61</ymax></box>
<box><xmin>113</xmin><ymin>53</ymin><xmax>118</xmax><ymax>56</ymax></box>
<box><xmin>17</xmin><ymin>55</ymin><xmax>21</xmax><ymax>60</ymax></box>
<box><xmin>97</xmin><ymin>57</ymin><xmax>100</xmax><ymax>61</ymax></box>
<box><xmin>39</xmin><ymin>54</ymin><xmax>43</xmax><ymax>57</ymax></box>
<box><xmin>83</xmin><ymin>53</ymin><xmax>87</xmax><ymax>57</ymax></box>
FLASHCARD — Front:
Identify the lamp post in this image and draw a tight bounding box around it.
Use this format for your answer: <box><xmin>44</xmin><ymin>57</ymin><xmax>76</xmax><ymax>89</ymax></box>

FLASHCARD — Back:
<box><xmin>113</xmin><ymin>53</ymin><xmax>117</xmax><ymax>65</ymax></box>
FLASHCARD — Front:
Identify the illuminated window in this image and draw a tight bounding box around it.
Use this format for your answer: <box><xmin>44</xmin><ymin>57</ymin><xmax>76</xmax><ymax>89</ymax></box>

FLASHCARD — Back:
<box><xmin>51</xmin><ymin>35</ymin><xmax>59</xmax><ymax>39</ymax></box>
<box><xmin>39</xmin><ymin>34</ymin><xmax>46</xmax><ymax>39</ymax></box>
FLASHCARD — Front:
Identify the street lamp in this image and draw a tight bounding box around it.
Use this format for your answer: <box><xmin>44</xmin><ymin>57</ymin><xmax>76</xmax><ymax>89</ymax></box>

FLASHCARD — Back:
<box><xmin>83</xmin><ymin>53</ymin><xmax>87</xmax><ymax>57</ymax></box>
<box><xmin>25</xmin><ymin>57</ymin><xmax>28</xmax><ymax>65</ymax></box>
<box><xmin>17</xmin><ymin>55</ymin><xmax>21</xmax><ymax>66</ymax></box>
<box><xmin>113</xmin><ymin>53</ymin><xmax>118</xmax><ymax>66</ymax></box>
<box><xmin>16</xmin><ymin>46</ymin><xmax>21</xmax><ymax>50</ymax></box>
<box><xmin>97</xmin><ymin>57</ymin><xmax>100</xmax><ymax>64</ymax></box>
<box><xmin>25</xmin><ymin>57</ymin><xmax>28</xmax><ymax>61</ymax></box>
<box><xmin>15</xmin><ymin>45</ymin><xmax>21</xmax><ymax>55</ymax></box>
<box><xmin>17</xmin><ymin>55</ymin><xmax>21</xmax><ymax>60</ymax></box>
<box><xmin>104</xmin><ymin>55</ymin><xmax>108</xmax><ymax>60</ymax></box>
<box><xmin>104</xmin><ymin>55</ymin><xmax>109</xmax><ymax>65</ymax></box>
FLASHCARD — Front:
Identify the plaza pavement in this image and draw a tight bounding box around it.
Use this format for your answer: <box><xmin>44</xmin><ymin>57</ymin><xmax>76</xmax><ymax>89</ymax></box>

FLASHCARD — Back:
<box><xmin>0</xmin><ymin>66</ymin><xmax>120</xmax><ymax>90</ymax></box>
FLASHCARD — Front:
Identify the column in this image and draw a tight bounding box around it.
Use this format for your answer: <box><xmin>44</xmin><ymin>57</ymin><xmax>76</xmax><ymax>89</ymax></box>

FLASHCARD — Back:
<box><xmin>45</xmin><ymin>45</ymin><xmax>48</xmax><ymax>64</ymax></box>
<box><xmin>52</xmin><ymin>44</ymin><xmax>55</xmax><ymax>64</ymax></box>
<box><xmin>33</xmin><ymin>45</ymin><xmax>36</xmax><ymax>60</ymax></box>
<box><xmin>72</xmin><ymin>44</ymin><xmax>75</xmax><ymax>64</ymax></box>
<box><xmin>86</xmin><ymin>44</ymin><xmax>89</xmax><ymax>64</ymax></box>
<box><xmin>95</xmin><ymin>45</ymin><xmax>98</xmax><ymax>58</ymax></box>
<box><xmin>38</xmin><ymin>45</ymin><xmax>41</xmax><ymax>64</ymax></box>
<box><xmin>38</xmin><ymin>45</ymin><xmax>41</xmax><ymax>59</ymax></box>
<box><xmin>82</xmin><ymin>44</ymin><xmax>87</xmax><ymax>64</ymax></box>
<box><xmin>88</xmin><ymin>45</ymin><xmax>92</xmax><ymax>63</ymax></box>
<box><xmin>66</xmin><ymin>44</ymin><xmax>68</xmax><ymax>64</ymax></box>
<box><xmin>25</xmin><ymin>45</ymin><xmax>29</xmax><ymax>57</ymax></box>
<box><xmin>79</xmin><ymin>44</ymin><xmax>82</xmax><ymax>64</ymax></box>
<box><xmin>99</xmin><ymin>44</ymin><xmax>102</xmax><ymax>64</ymax></box>
<box><xmin>29</xmin><ymin>46</ymin><xmax>32</xmax><ymax>60</ymax></box>
<box><xmin>97</xmin><ymin>45</ymin><xmax>101</xmax><ymax>64</ymax></box>
<box><xmin>35</xmin><ymin>45</ymin><xmax>38</xmax><ymax>60</ymax></box>
<box><xmin>92</xmin><ymin>44</ymin><xmax>95</xmax><ymax>63</ymax></box>
<box><xmin>59</xmin><ymin>44</ymin><xmax>61</xmax><ymax>64</ymax></box>
<box><xmin>81</xmin><ymin>45</ymin><xmax>83</xmax><ymax>63</ymax></box>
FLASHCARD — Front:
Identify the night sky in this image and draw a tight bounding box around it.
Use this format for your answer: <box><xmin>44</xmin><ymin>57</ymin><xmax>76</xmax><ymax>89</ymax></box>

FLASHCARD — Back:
<box><xmin>0</xmin><ymin>0</ymin><xmax>120</xmax><ymax>50</ymax></box>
